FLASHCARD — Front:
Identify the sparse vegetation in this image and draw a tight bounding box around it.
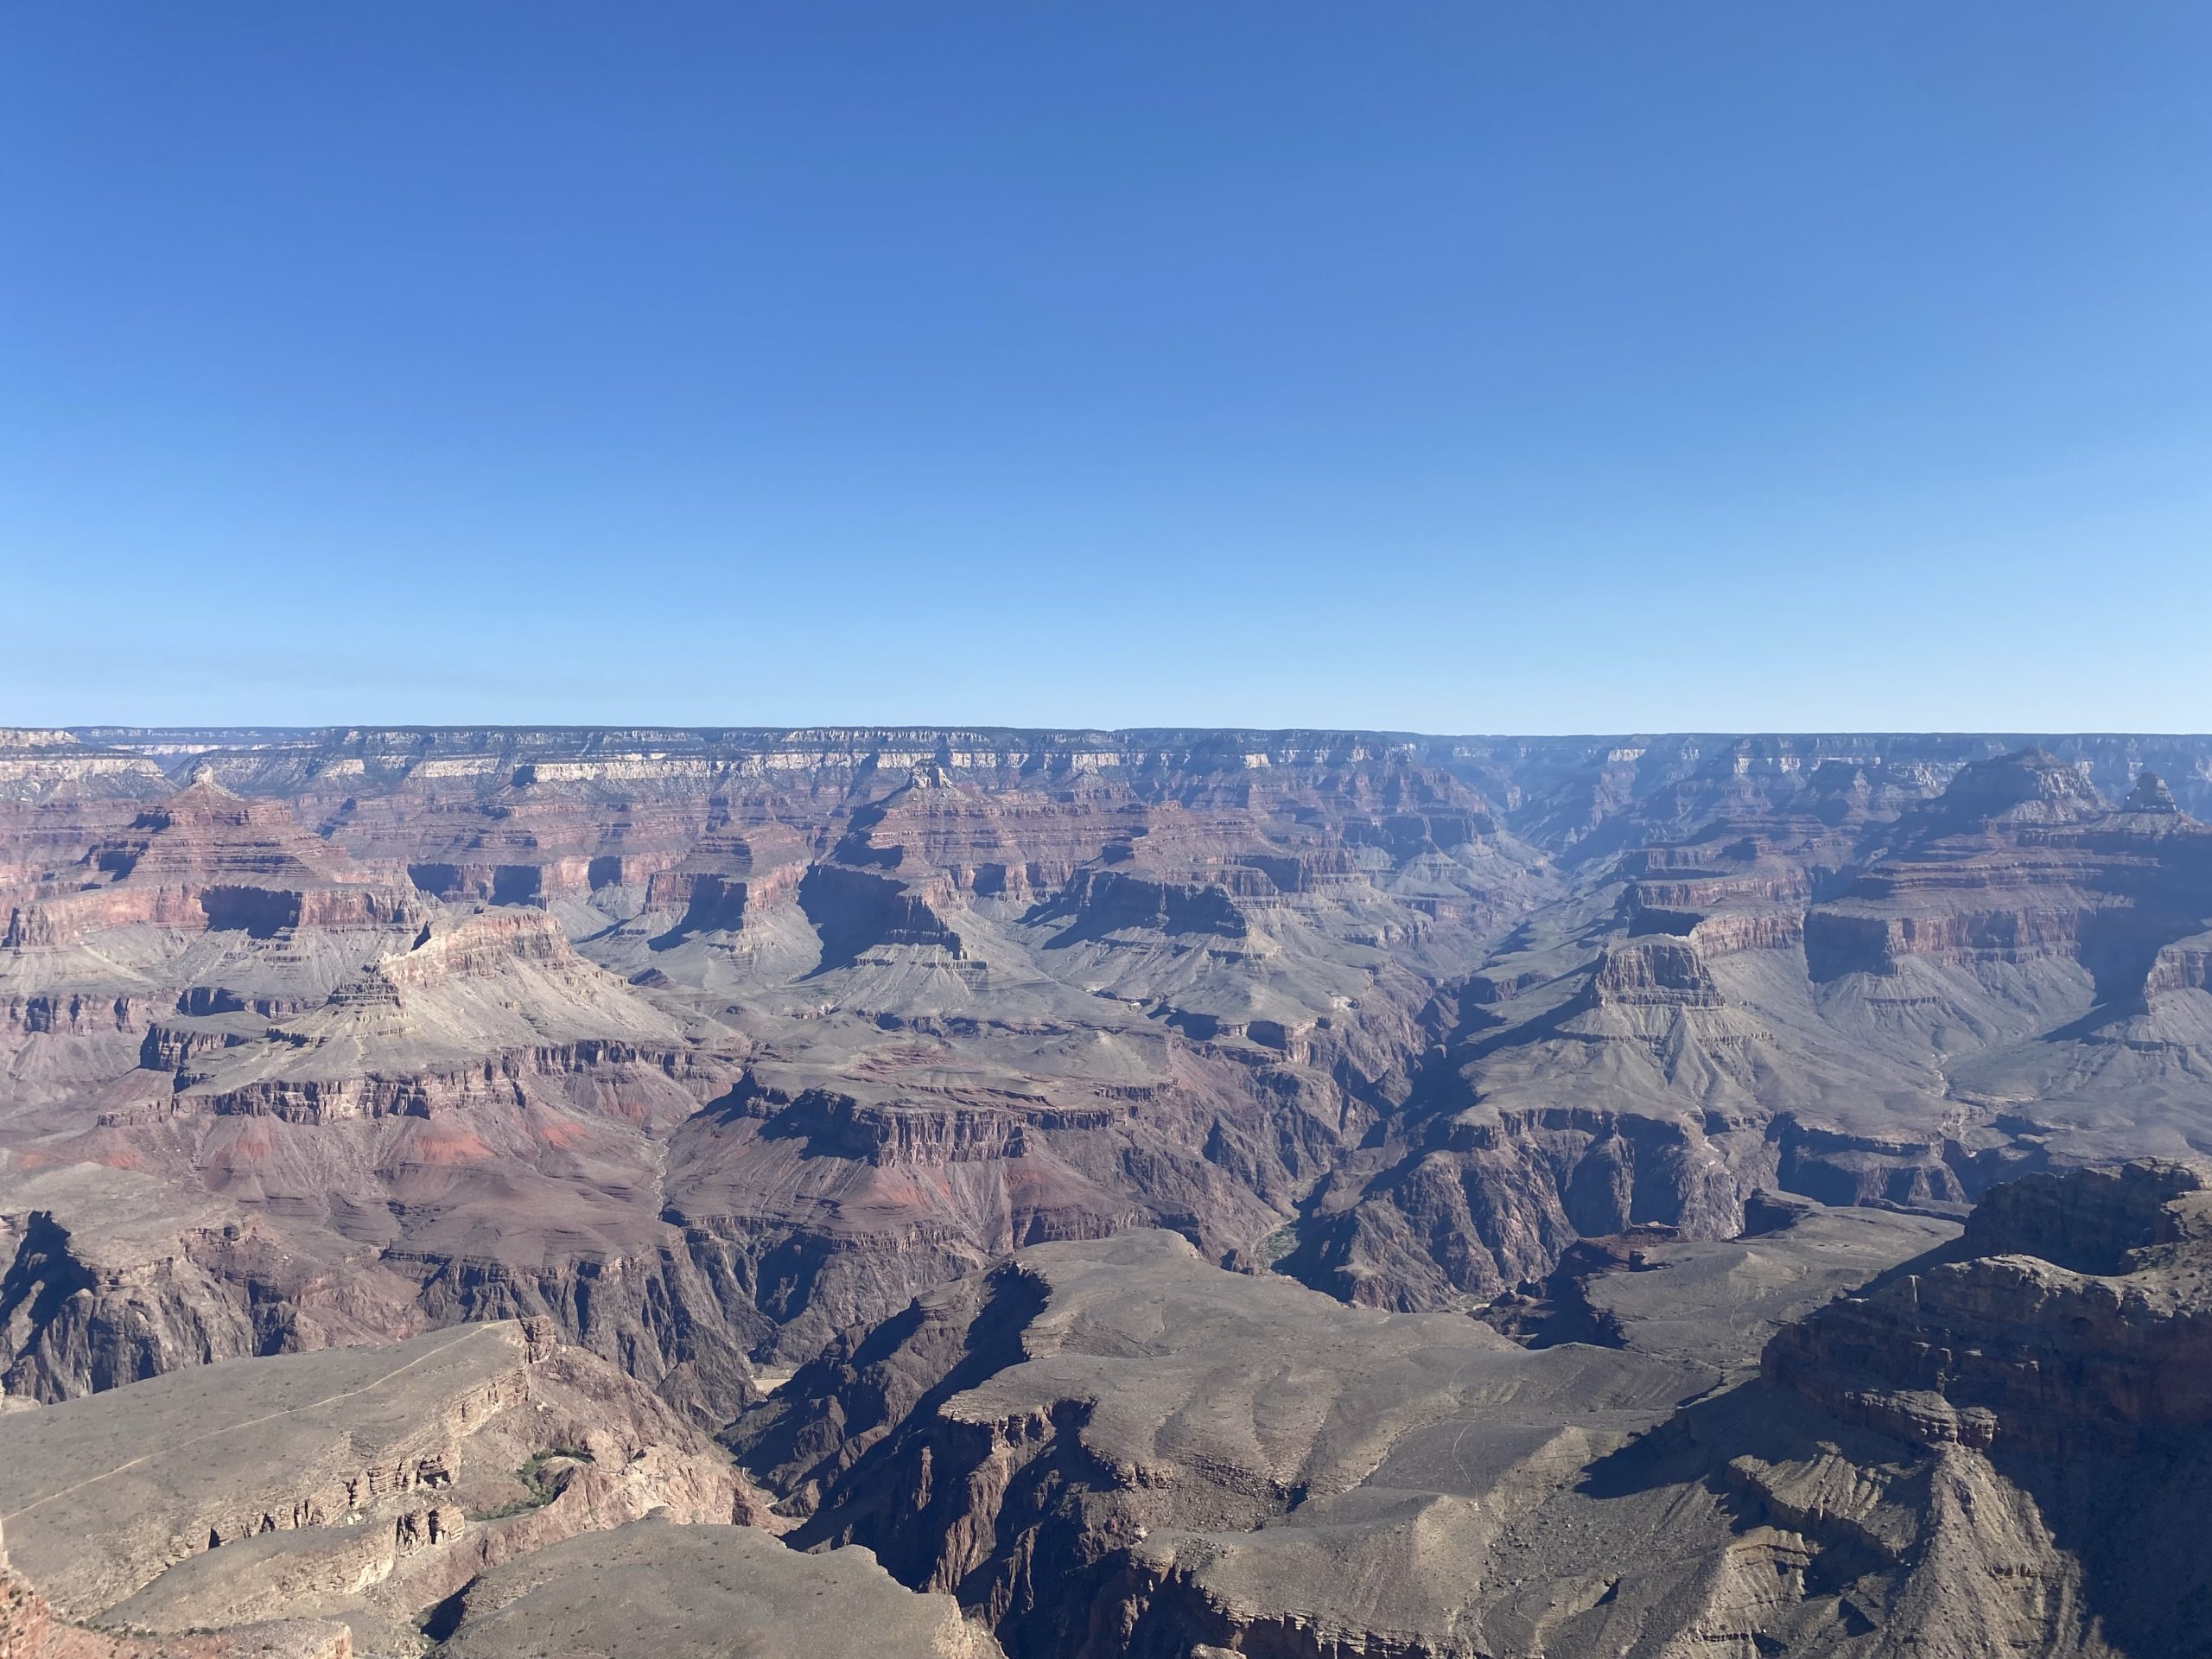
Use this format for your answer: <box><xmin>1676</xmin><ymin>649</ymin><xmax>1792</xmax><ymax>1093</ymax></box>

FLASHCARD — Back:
<box><xmin>1255</xmin><ymin>1223</ymin><xmax>1301</xmax><ymax>1268</ymax></box>
<box><xmin>467</xmin><ymin>1446</ymin><xmax>594</xmax><ymax>1521</ymax></box>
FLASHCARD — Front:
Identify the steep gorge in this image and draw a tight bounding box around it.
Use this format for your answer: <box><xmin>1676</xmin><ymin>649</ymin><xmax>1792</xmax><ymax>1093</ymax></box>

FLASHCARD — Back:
<box><xmin>6</xmin><ymin>727</ymin><xmax>2212</xmax><ymax>1434</ymax></box>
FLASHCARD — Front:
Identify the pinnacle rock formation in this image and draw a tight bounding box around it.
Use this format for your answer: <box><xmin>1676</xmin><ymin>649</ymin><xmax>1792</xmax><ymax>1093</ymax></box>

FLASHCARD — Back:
<box><xmin>2123</xmin><ymin>769</ymin><xmax>2181</xmax><ymax>813</ymax></box>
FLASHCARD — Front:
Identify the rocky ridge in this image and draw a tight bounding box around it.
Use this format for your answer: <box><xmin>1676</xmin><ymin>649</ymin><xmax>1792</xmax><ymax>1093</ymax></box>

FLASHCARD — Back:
<box><xmin>8</xmin><ymin>729</ymin><xmax>2212</xmax><ymax>1425</ymax></box>
<box><xmin>728</xmin><ymin>1161</ymin><xmax>2212</xmax><ymax>1657</ymax></box>
<box><xmin>0</xmin><ymin>1318</ymin><xmax>999</xmax><ymax>1659</ymax></box>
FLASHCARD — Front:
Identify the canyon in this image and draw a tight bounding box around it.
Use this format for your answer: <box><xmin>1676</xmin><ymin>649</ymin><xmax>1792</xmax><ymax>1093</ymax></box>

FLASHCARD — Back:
<box><xmin>729</xmin><ymin>1159</ymin><xmax>2212</xmax><ymax>1656</ymax></box>
<box><xmin>5</xmin><ymin>724</ymin><xmax>2212</xmax><ymax>1656</ymax></box>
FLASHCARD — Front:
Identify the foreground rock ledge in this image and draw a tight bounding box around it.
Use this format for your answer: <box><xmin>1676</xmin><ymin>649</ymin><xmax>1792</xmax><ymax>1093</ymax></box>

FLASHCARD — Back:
<box><xmin>733</xmin><ymin>1171</ymin><xmax>2212</xmax><ymax>1658</ymax></box>
<box><xmin>0</xmin><ymin>1320</ymin><xmax>1002</xmax><ymax>1659</ymax></box>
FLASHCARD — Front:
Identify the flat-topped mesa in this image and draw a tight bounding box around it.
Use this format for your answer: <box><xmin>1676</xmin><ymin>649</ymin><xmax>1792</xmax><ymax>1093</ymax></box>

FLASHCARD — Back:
<box><xmin>1045</xmin><ymin>868</ymin><xmax>1250</xmax><ymax>939</ymax></box>
<box><xmin>1677</xmin><ymin>908</ymin><xmax>1805</xmax><ymax>955</ymax></box>
<box><xmin>362</xmin><ymin>788</ymin><xmax>724</xmax><ymax>910</ymax></box>
<box><xmin>431</xmin><ymin>1516</ymin><xmax>1002</xmax><ymax>1659</ymax></box>
<box><xmin>1915</xmin><ymin>746</ymin><xmax>2107</xmax><ymax>833</ymax></box>
<box><xmin>1618</xmin><ymin>842</ymin><xmax>1817</xmax><ymax>910</ymax></box>
<box><xmin>827</xmin><ymin>778</ymin><xmax>1096</xmax><ymax>899</ymax></box>
<box><xmin>645</xmin><ymin>861</ymin><xmax>806</xmax><ymax>935</ymax></box>
<box><xmin>1763</xmin><ymin>1159</ymin><xmax>2212</xmax><ymax>1452</ymax></box>
<box><xmin>797</xmin><ymin>865</ymin><xmax>968</xmax><ymax>964</ymax></box>
<box><xmin>1615</xmin><ymin>835</ymin><xmax>1819</xmax><ymax>958</ymax></box>
<box><xmin>372</xmin><ymin>906</ymin><xmax>574</xmax><ymax>987</ymax></box>
<box><xmin>1584</xmin><ymin>938</ymin><xmax>1724</xmax><ymax>1007</ymax></box>
<box><xmin>749</xmin><ymin>1086</ymin><xmax>1124</xmax><ymax>1168</ymax></box>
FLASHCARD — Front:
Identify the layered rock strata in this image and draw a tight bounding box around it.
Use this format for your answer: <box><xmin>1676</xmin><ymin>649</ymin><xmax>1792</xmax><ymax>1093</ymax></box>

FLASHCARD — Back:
<box><xmin>10</xmin><ymin>729</ymin><xmax>2212</xmax><ymax>1408</ymax></box>
<box><xmin>0</xmin><ymin>1320</ymin><xmax>762</xmax><ymax>1651</ymax></box>
<box><xmin>728</xmin><ymin>1166</ymin><xmax>2212</xmax><ymax>1658</ymax></box>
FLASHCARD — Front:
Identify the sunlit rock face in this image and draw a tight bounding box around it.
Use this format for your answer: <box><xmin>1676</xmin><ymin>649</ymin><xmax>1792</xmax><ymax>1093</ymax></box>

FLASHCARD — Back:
<box><xmin>731</xmin><ymin>1166</ymin><xmax>2212</xmax><ymax>1659</ymax></box>
<box><xmin>6</xmin><ymin>724</ymin><xmax>2212</xmax><ymax>1431</ymax></box>
<box><xmin>8</xmin><ymin>728</ymin><xmax>2212</xmax><ymax>1653</ymax></box>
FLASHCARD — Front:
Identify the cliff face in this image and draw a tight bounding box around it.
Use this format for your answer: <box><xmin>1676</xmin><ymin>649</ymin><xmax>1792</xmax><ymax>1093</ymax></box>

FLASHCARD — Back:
<box><xmin>0</xmin><ymin>844</ymin><xmax>758</xmax><ymax>1417</ymax></box>
<box><xmin>1724</xmin><ymin>1160</ymin><xmax>2212</xmax><ymax>1658</ymax></box>
<box><xmin>728</xmin><ymin>1167</ymin><xmax>2212</xmax><ymax>1659</ymax></box>
<box><xmin>9</xmin><ymin>728</ymin><xmax>2212</xmax><ymax>1432</ymax></box>
<box><xmin>0</xmin><ymin>1317</ymin><xmax>1002</xmax><ymax>1659</ymax></box>
<box><xmin>1281</xmin><ymin>748</ymin><xmax>2212</xmax><ymax>1316</ymax></box>
<box><xmin>1765</xmin><ymin>1160</ymin><xmax>2212</xmax><ymax>1452</ymax></box>
<box><xmin>1802</xmin><ymin>753</ymin><xmax>2212</xmax><ymax>990</ymax></box>
<box><xmin>734</xmin><ymin>1230</ymin><xmax>1728</xmax><ymax>1658</ymax></box>
<box><xmin>2</xmin><ymin>779</ymin><xmax>420</xmax><ymax>950</ymax></box>
<box><xmin>0</xmin><ymin>1320</ymin><xmax>765</xmax><ymax>1647</ymax></box>
<box><xmin>1</xmin><ymin>736</ymin><xmax>1554</xmax><ymax>1399</ymax></box>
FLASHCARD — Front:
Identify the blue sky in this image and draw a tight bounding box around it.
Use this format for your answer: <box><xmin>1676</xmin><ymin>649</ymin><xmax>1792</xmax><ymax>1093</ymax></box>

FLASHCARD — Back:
<box><xmin>3</xmin><ymin>3</ymin><xmax>2208</xmax><ymax>733</ymax></box>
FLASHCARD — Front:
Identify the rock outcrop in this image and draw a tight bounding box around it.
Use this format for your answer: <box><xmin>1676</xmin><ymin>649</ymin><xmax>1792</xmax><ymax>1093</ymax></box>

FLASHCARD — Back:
<box><xmin>11</xmin><ymin>730</ymin><xmax>2212</xmax><ymax>1653</ymax></box>
<box><xmin>0</xmin><ymin>1320</ymin><xmax>764</xmax><ymax>1650</ymax></box>
<box><xmin>3</xmin><ymin>1536</ymin><xmax>351</xmax><ymax>1659</ymax></box>
<box><xmin>734</xmin><ymin>1229</ymin><xmax>1710</xmax><ymax>1656</ymax></box>
<box><xmin>433</xmin><ymin>1514</ymin><xmax>1001</xmax><ymax>1659</ymax></box>
<box><xmin>2</xmin><ymin>779</ymin><xmax>419</xmax><ymax>951</ymax></box>
<box><xmin>728</xmin><ymin>1167</ymin><xmax>2212</xmax><ymax>1657</ymax></box>
<box><xmin>10</xmin><ymin>728</ymin><xmax>2212</xmax><ymax>1420</ymax></box>
<box><xmin>1766</xmin><ymin>1160</ymin><xmax>2212</xmax><ymax>1452</ymax></box>
<box><xmin>0</xmin><ymin>1317</ymin><xmax>1001</xmax><ymax>1659</ymax></box>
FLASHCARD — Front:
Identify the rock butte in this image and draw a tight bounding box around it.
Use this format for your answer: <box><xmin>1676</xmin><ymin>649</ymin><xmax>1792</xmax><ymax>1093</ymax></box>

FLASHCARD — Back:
<box><xmin>3</xmin><ymin>726</ymin><xmax>2212</xmax><ymax>1656</ymax></box>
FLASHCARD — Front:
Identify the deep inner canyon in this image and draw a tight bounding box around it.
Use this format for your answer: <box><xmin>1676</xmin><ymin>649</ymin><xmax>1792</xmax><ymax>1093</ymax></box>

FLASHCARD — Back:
<box><xmin>8</xmin><ymin>724</ymin><xmax>2212</xmax><ymax>1659</ymax></box>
